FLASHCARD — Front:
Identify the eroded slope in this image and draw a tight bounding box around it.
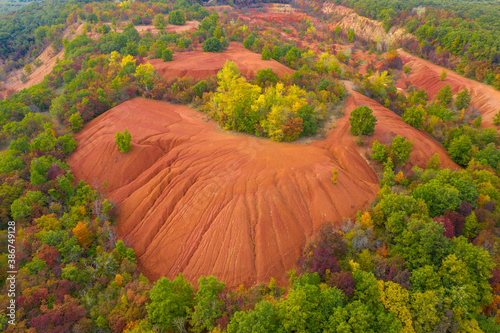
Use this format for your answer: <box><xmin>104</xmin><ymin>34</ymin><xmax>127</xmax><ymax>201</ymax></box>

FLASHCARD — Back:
<box><xmin>397</xmin><ymin>50</ymin><xmax>500</xmax><ymax>129</ymax></box>
<box><xmin>68</xmin><ymin>92</ymin><xmax>457</xmax><ymax>287</ymax></box>
<box><xmin>68</xmin><ymin>98</ymin><xmax>380</xmax><ymax>287</ymax></box>
<box><xmin>149</xmin><ymin>42</ymin><xmax>295</xmax><ymax>81</ymax></box>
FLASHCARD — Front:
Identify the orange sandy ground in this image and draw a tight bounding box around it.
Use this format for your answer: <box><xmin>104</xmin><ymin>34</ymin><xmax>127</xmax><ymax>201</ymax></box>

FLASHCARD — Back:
<box><xmin>149</xmin><ymin>42</ymin><xmax>295</xmax><ymax>81</ymax></box>
<box><xmin>68</xmin><ymin>91</ymin><xmax>457</xmax><ymax>287</ymax></box>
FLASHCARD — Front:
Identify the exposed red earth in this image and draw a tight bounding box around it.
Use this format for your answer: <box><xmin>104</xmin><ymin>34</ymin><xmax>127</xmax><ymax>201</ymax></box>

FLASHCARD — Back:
<box><xmin>68</xmin><ymin>87</ymin><xmax>457</xmax><ymax>287</ymax></box>
<box><xmin>342</xmin><ymin>85</ymin><xmax>459</xmax><ymax>170</ymax></box>
<box><xmin>149</xmin><ymin>42</ymin><xmax>295</xmax><ymax>81</ymax></box>
<box><xmin>68</xmin><ymin>98</ymin><xmax>380</xmax><ymax>287</ymax></box>
<box><xmin>397</xmin><ymin>50</ymin><xmax>500</xmax><ymax>129</ymax></box>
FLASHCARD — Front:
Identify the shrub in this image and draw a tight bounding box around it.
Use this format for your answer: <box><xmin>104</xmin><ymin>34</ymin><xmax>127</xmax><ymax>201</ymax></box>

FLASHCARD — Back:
<box><xmin>202</xmin><ymin>37</ymin><xmax>223</xmax><ymax>53</ymax></box>
<box><xmin>168</xmin><ymin>10</ymin><xmax>186</xmax><ymax>26</ymax></box>
<box><xmin>115</xmin><ymin>129</ymin><xmax>132</xmax><ymax>153</ymax></box>
<box><xmin>161</xmin><ymin>48</ymin><xmax>173</xmax><ymax>62</ymax></box>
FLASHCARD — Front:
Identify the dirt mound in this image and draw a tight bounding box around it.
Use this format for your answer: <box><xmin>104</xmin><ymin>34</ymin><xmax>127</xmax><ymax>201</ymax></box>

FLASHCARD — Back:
<box><xmin>322</xmin><ymin>4</ymin><xmax>417</xmax><ymax>47</ymax></box>
<box><xmin>340</xmin><ymin>86</ymin><xmax>459</xmax><ymax>170</ymax></box>
<box><xmin>397</xmin><ymin>50</ymin><xmax>500</xmax><ymax>129</ymax></box>
<box><xmin>68</xmin><ymin>98</ymin><xmax>380</xmax><ymax>287</ymax></box>
<box><xmin>149</xmin><ymin>42</ymin><xmax>294</xmax><ymax>81</ymax></box>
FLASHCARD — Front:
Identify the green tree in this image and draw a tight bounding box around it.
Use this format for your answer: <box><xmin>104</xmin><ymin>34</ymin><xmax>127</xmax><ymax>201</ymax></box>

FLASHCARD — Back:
<box><xmin>188</xmin><ymin>276</ymin><xmax>225</xmax><ymax>333</ymax></box>
<box><xmin>169</xmin><ymin>10</ymin><xmax>186</xmax><ymax>26</ymax></box>
<box><xmin>243</xmin><ymin>34</ymin><xmax>256</xmax><ymax>50</ymax></box>
<box><xmin>493</xmin><ymin>110</ymin><xmax>500</xmax><ymax>125</ymax></box>
<box><xmin>402</xmin><ymin>105</ymin><xmax>425</xmax><ymax>129</ymax></box>
<box><xmin>227</xmin><ymin>301</ymin><xmax>281</xmax><ymax>333</ymax></box>
<box><xmin>436</xmin><ymin>84</ymin><xmax>453</xmax><ymax>106</ymax></box>
<box><xmin>202</xmin><ymin>37</ymin><xmax>223</xmax><ymax>53</ymax></box>
<box><xmin>261</xmin><ymin>46</ymin><xmax>272</xmax><ymax>60</ymax></box>
<box><xmin>371</xmin><ymin>140</ymin><xmax>388</xmax><ymax>162</ymax></box>
<box><xmin>448</xmin><ymin>135</ymin><xmax>473</xmax><ymax>166</ymax></box>
<box><xmin>115</xmin><ymin>128</ymin><xmax>132</xmax><ymax>153</ymax></box>
<box><xmin>349</xmin><ymin>106</ymin><xmax>377</xmax><ymax>136</ymax></box>
<box><xmin>153</xmin><ymin>14</ymin><xmax>167</xmax><ymax>31</ymax></box>
<box><xmin>440</xmin><ymin>70</ymin><xmax>447</xmax><ymax>81</ymax></box>
<box><xmin>193</xmin><ymin>80</ymin><xmax>207</xmax><ymax>98</ymax></box>
<box><xmin>412</xmin><ymin>179</ymin><xmax>461</xmax><ymax>217</ymax></box>
<box><xmin>255</xmin><ymin>68</ymin><xmax>278</xmax><ymax>88</ymax></box>
<box><xmin>454</xmin><ymin>89</ymin><xmax>471</xmax><ymax>110</ymax></box>
<box><xmin>390</xmin><ymin>135</ymin><xmax>413</xmax><ymax>165</ymax></box>
<box><xmin>393</xmin><ymin>218</ymin><xmax>450</xmax><ymax>269</ymax></box>
<box><xmin>147</xmin><ymin>274</ymin><xmax>194</xmax><ymax>331</ymax></box>
<box><xmin>347</xmin><ymin>29</ymin><xmax>355</xmax><ymax>42</ymax></box>
<box><xmin>162</xmin><ymin>48</ymin><xmax>173</xmax><ymax>62</ymax></box>
<box><xmin>30</xmin><ymin>155</ymin><xmax>60</xmax><ymax>185</ymax></box>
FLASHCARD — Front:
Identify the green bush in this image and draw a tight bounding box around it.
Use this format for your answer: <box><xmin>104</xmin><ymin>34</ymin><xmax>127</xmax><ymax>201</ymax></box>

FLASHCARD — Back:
<box><xmin>349</xmin><ymin>106</ymin><xmax>377</xmax><ymax>136</ymax></box>
<box><xmin>115</xmin><ymin>129</ymin><xmax>132</xmax><ymax>153</ymax></box>
<box><xmin>202</xmin><ymin>37</ymin><xmax>223</xmax><ymax>53</ymax></box>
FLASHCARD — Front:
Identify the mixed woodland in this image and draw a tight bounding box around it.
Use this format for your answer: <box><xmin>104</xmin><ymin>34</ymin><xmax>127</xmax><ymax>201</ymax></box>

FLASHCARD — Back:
<box><xmin>0</xmin><ymin>0</ymin><xmax>500</xmax><ymax>332</ymax></box>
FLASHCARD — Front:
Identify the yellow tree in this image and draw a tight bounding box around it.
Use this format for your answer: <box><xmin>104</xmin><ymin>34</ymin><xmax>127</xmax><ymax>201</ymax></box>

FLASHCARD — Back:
<box><xmin>211</xmin><ymin>61</ymin><xmax>261</xmax><ymax>133</ymax></box>
<box><xmin>378</xmin><ymin>280</ymin><xmax>415</xmax><ymax>333</ymax></box>
<box><xmin>72</xmin><ymin>221</ymin><xmax>93</xmax><ymax>248</ymax></box>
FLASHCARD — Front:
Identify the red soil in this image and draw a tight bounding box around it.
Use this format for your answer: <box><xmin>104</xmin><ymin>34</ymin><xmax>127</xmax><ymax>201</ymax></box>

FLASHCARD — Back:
<box><xmin>68</xmin><ymin>98</ymin><xmax>380</xmax><ymax>287</ymax></box>
<box><xmin>68</xmin><ymin>90</ymin><xmax>457</xmax><ymax>287</ymax></box>
<box><xmin>149</xmin><ymin>42</ymin><xmax>295</xmax><ymax>81</ymax></box>
<box><xmin>342</xmin><ymin>85</ymin><xmax>459</xmax><ymax>170</ymax></box>
<box><xmin>397</xmin><ymin>50</ymin><xmax>500</xmax><ymax>129</ymax></box>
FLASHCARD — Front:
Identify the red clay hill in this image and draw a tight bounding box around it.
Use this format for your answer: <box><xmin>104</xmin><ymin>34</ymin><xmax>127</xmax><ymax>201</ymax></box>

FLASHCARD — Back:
<box><xmin>397</xmin><ymin>50</ymin><xmax>500</xmax><ymax>129</ymax></box>
<box><xmin>68</xmin><ymin>92</ymin><xmax>457</xmax><ymax>287</ymax></box>
<box><xmin>149</xmin><ymin>42</ymin><xmax>294</xmax><ymax>81</ymax></box>
<box><xmin>341</xmin><ymin>85</ymin><xmax>459</xmax><ymax>170</ymax></box>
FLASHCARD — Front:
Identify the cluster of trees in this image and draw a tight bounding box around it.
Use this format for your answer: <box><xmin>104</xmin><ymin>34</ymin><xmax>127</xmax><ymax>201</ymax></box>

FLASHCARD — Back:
<box><xmin>210</xmin><ymin>61</ymin><xmax>345</xmax><ymax>141</ymax></box>
<box><xmin>353</xmin><ymin>57</ymin><xmax>500</xmax><ymax>173</ymax></box>
<box><xmin>1</xmin><ymin>0</ymin><xmax>500</xmax><ymax>331</ymax></box>
<box><xmin>334</xmin><ymin>0</ymin><xmax>500</xmax><ymax>89</ymax></box>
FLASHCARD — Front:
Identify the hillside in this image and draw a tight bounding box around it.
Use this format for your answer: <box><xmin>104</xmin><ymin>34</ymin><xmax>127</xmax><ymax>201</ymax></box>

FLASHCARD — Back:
<box><xmin>68</xmin><ymin>98</ymin><xmax>380</xmax><ymax>287</ymax></box>
<box><xmin>149</xmin><ymin>42</ymin><xmax>294</xmax><ymax>81</ymax></box>
<box><xmin>1</xmin><ymin>0</ymin><xmax>500</xmax><ymax>331</ymax></box>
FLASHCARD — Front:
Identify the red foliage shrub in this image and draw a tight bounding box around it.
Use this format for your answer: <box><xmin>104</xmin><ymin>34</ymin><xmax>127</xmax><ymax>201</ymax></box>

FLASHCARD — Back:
<box><xmin>329</xmin><ymin>271</ymin><xmax>355</xmax><ymax>298</ymax></box>
<box><xmin>434</xmin><ymin>216</ymin><xmax>455</xmax><ymax>239</ymax></box>
<box><xmin>444</xmin><ymin>210</ymin><xmax>465</xmax><ymax>236</ymax></box>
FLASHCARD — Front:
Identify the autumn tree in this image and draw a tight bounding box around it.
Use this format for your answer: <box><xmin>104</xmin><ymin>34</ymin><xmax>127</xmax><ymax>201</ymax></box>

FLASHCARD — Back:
<box><xmin>72</xmin><ymin>221</ymin><xmax>93</xmax><ymax>248</ymax></box>
<box><xmin>69</xmin><ymin>113</ymin><xmax>83</xmax><ymax>132</ymax></box>
<box><xmin>440</xmin><ymin>70</ymin><xmax>447</xmax><ymax>81</ymax></box>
